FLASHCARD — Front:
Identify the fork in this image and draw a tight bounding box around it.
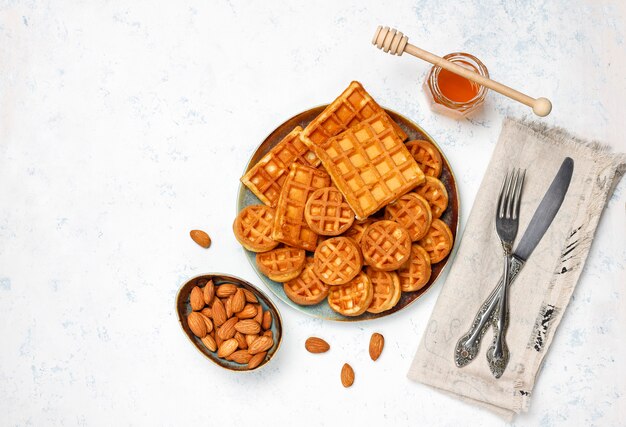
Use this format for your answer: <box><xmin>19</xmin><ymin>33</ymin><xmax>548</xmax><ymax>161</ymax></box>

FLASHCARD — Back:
<box><xmin>486</xmin><ymin>169</ymin><xmax>525</xmax><ymax>378</ymax></box>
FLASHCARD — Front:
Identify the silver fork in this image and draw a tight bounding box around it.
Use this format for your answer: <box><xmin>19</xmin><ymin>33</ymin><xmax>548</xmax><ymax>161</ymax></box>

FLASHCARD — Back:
<box><xmin>486</xmin><ymin>169</ymin><xmax>525</xmax><ymax>378</ymax></box>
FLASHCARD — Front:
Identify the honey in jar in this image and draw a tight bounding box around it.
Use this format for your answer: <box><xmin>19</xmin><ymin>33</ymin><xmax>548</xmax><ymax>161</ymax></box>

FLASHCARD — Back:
<box><xmin>423</xmin><ymin>52</ymin><xmax>489</xmax><ymax>118</ymax></box>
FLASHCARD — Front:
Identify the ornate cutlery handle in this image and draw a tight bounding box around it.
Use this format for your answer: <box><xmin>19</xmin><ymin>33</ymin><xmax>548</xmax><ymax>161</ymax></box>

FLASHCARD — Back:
<box><xmin>486</xmin><ymin>255</ymin><xmax>512</xmax><ymax>378</ymax></box>
<box><xmin>454</xmin><ymin>256</ymin><xmax>524</xmax><ymax>368</ymax></box>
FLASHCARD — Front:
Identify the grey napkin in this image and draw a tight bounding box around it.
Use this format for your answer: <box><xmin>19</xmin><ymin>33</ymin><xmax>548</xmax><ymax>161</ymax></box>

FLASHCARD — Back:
<box><xmin>407</xmin><ymin>118</ymin><xmax>626</xmax><ymax>420</ymax></box>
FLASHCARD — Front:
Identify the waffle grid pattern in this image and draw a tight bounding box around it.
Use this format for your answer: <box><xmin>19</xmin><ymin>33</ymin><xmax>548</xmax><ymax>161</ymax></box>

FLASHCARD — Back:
<box><xmin>241</xmin><ymin>126</ymin><xmax>320</xmax><ymax>207</ymax></box>
<box><xmin>365</xmin><ymin>268</ymin><xmax>401</xmax><ymax>313</ymax></box>
<box><xmin>418</xmin><ymin>219</ymin><xmax>453</xmax><ymax>263</ymax></box>
<box><xmin>405</xmin><ymin>139</ymin><xmax>443</xmax><ymax>178</ymax></box>
<box><xmin>272</xmin><ymin>163</ymin><xmax>330</xmax><ymax>251</ymax></box>
<box><xmin>301</xmin><ymin>81</ymin><xmax>407</xmax><ymax>147</ymax></box>
<box><xmin>305</xmin><ymin>187</ymin><xmax>355</xmax><ymax>235</ymax></box>
<box><xmin>414</xmin><ymin>177</ymin><xmax>449</xmax><ymax>219</ymax></box>
<box><xmin>361</xmin><ymin>220</ymin><xmax>412</xmax><ymax>271</ymax></box>
<box><xmin>397</xmin><ymin>244</ymin><xmax>432</xmax><ymax>292</ymax></box>
<box><xmin>283</xmin><ymin>260</ymin><xmax>329</xmax><ymax>306</ymax></box>
<box><xmin>256</xmin><ymin>247</ymin><xmax>305</xmax><ymax>277</ymax></box>
<box><xmin>314</xmin><ymin>237</ymin><xmax>362</xmax><ymax>285</ymax></box>
<box><xmin>384</xmin><ymin>193</ymin><xmax>432</xmax><ymax>241</ymax></box>
<box><xmin>233</xmin><ymin>205</ymin><xmax>279</xmax><ymax>252</ymax></box>
<box><xmin>327</xmin><ymin>272</ymin><xmax>373</xmax><ymax>316</ymax></box>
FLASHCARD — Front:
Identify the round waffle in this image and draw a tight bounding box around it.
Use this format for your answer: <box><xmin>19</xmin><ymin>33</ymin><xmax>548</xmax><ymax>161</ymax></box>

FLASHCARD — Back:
<box><xmin>233</xmin><ymin>205</ymin><xmax>279</xmax><ymax>252</ymax></box>
<box><xmin>283</xmin><ymin>258</ymin><xmax>329</xmax><ymax>305</ymax></box>
<box><xmin>384</xmin><ymin>193</ymin><xmax>432</xmax><ymax>241</ymax></box>
<box><xmin>397</xmin><ymin>244</ymin><xmax>432</xmax><ymax>292</ymax></box>
<box><xmin>418</xmin><ymin>219</ymin><xmax>453</xmax><ymax>263</ymax></box>
<box><xmin>361</xmin><ymin>220</ymin><xmax>411</xmax><ymax>271</ymax></box>
<box><xmin>304</xmin><ymin>187</ymin><xmax>355</xmax><ymax>236</ymax></box>
<box><xmin>327</xmin><ymin>271</ymin><xmax>373</xmax><ymax>317</ymax></box>
<box><xmin>314</xmin><ymin>237</ymin><xmax>363</xmax><ymax>285</ymax></box>
<box><xmin>365</xmin><ymin>267</ymin><xmax>401</xmax><ymax>313</ymax></box>
<box><xmin>343</xmin><ymin>219</ymin><xmax>374</xmax><ymax>245</ymax></box>
<box><xmin>405</xmin><ymin>139</ymin><xmax>443</xmax><ymax>178</ymax></box>
<box><xmin>414</xmin><ymin>176</ymin><xmax>449</xmax><ymax>219</ymax></box>
<box><xmin>256</xmin><ymin>246</ymin><xmax>306</xmax><ymax>282</ymax></box>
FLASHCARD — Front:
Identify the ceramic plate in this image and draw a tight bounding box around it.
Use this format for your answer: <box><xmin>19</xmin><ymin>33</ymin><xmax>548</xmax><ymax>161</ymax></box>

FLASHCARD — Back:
<box><xmin>236</xmin><ymin>106</ymin><xmax>459</xmax><ymax>321</ymax></box>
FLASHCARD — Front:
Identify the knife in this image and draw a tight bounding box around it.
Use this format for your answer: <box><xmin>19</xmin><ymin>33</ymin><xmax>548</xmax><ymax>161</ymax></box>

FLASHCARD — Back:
<box><xmin>454</xmin><ymin>157</ymin><xmax>574</xmax><ymax>368</ymax></box>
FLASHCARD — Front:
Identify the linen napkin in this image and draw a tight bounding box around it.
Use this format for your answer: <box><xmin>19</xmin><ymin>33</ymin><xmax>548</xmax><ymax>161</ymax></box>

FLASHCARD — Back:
<box><xmin>407</xmin><ymin>117</ymin><xmax>626</xmax><ymax>420</ymax></box>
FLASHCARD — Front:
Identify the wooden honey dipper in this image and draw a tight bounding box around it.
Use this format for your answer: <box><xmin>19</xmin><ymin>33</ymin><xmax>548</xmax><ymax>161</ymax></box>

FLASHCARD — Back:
<box><xmin>372</xmin><ymin>26</ymin><xmax>552</xmax><ymax>117</ymax></box>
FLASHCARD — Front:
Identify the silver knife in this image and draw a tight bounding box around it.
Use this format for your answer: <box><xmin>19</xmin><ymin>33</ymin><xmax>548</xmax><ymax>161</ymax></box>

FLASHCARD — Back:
<box><xmin>454</xmin><ymin>157</ymin><xmax>574</xmax><ymax>368</ymax></box>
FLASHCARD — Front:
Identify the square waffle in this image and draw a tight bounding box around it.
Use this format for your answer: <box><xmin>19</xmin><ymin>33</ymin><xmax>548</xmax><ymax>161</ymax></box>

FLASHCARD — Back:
<box><xmin>313</xmin><ymin>114</ymin><xmax>425</xmax><ymax>219</ymax></box>
<box><xmin>300</xmin><ymin>81</ymin><xmax>407</xmax><ymax>149</ymax></box>
<box><xmin>241</xmin><ymin>126</ymin><xmax>320</xmax><ymax>207</ymax></box>
<box><xmin>272</xmin><ymin>163</ymin><xmax>331</xmax><ymax>251</ymax></box>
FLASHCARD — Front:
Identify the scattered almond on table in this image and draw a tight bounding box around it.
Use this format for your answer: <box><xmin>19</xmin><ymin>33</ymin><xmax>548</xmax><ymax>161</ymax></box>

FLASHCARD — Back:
<box><xmin>190</xmin><ymin>229</ymin><xmax>211</xmax><ymax>248</ymax></box>
<box><xmin>341</xmin><ymin>363</ymin><xmax>355</xmax><ymax>388</ymax></box>
<box><xmin>369</xmin><ymin>332</ymin><xmax>384</xmax><ymax>361</ymax></box>
<box><xmin>305</xmin><ymin>337</ymin><xmax>330</xmax><ymax>353</ymax></box>
<box><xmin>186</xmin><ymin>281</ymin><xmax>274</xmax><ymax>370</ymax></box>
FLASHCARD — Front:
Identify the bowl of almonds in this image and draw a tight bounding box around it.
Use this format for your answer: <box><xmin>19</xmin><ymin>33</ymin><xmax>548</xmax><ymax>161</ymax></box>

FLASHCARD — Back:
<box><xmin>176</xmin><ymin>273</ymin><xmax>282</xmax><ymax>371</ymax></box>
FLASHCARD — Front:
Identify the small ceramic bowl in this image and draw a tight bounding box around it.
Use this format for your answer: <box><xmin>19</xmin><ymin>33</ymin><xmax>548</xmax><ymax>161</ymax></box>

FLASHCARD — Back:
<box><xmin>176</xmin><ymin>273</ymin><xmax>283</xmax><ymax>371</ymax></box>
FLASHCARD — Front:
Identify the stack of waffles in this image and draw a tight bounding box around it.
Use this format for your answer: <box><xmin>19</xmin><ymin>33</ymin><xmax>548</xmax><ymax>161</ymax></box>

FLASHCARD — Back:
<box><xmin>233</xmin><ymin>81</ymin><xmax>454</xmax><ymax>317</ymax></box>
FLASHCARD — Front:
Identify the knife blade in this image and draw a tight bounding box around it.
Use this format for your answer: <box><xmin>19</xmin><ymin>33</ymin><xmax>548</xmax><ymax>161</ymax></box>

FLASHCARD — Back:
<box><xmin>454</xmin><ymin>157</ymin><xmax>574</xmax><ymax>368</ymax></box>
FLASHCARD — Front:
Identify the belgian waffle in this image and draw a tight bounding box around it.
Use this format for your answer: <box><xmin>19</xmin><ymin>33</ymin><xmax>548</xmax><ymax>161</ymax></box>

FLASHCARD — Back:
<box><xmin>405</xmin><ymin>139</ymin><xmax>443</xmax><ymax>178</ymax></box>
<box><xmin>310</xmin><ymin>114</ymin><xmax>424</xmax><ymax>219</ymax></box>
<box><xmin>304</xmin><ymin>186</ymin><xmax>355</xmax><ymax>236</ymax></box>
<box><xmin>300</xmin><ymin>81</ymin><xmax>407</xmax><ymax>149</ymax></box>
<box><xmin>241</xmin><ymin>126</ymin><xmax>320</xmax><ymax>207</ymax></box>
<box><xmin>365</xmin><ymin>267</ymin><xmax>401</xmax><ymax>313</ymax></box>
<box><xmin>256</xmin><ymin>246</ymin><xmax>306</xmax><ymax>282</ymax></box>
<box><xmin>283</xmin><ymin>258</ymin><xmax>329</xmax><ymax>305</ymax></box>
<box><xmin>313</xmin><ymin>237</ymin><xmax>363</xmax><ymax>285</ymax></box>
<box><xmin>233</xmin><ymin>204</ymin><xmax>279</xmax><ymax>252</ymax></box>
<box><xmin>418</xmin><ymin>219</ymin><xmax>453</xmax><ymax>263</ymax></box>
<box><xmin>327</xmin><ymin>271</ymin><xmax>373</xmax><ymax>317</ymax></box>
<box><xmin>272</xmin><ymin>163</ymin><xmax>331</xmax><ymax>251</ymax></box>
<box><xmin>414</xmin><ymin>176</ymin><xmax>449</xmax><ymax>219</ymax></box>
<box><xmin>384</xmin><ymin>193</ymin><xmax>432</xmax><ymax>241</ymax></box>
<box><xmin>397</xmin><ymin>244</ymin><xmax>432</xmax><ymax>292</ymax></box>
<box><xmin>361</xmin><ymin>220</ymin><xmax>411</xmax><ymax>271</ymax></box>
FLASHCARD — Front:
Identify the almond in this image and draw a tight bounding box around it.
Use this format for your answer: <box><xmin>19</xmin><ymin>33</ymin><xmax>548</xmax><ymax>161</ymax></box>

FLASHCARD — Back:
<box><xmin>305</xmin><ymin>337</ymin><xmax>330</xmax><ymax>354</ymax></box>
<box><xmin>245</xmin><ymin>334</ymin><xmax>259</xmax><ymax>347</ymax></box>
<box><xmin>341</xmin><ymin>363</ymin><xmax>355</xmax><ymax>388</ymax></box>
<box><xmin>190</xmin><ymin>286</ymin><xmax>205</xmax><ymax>311</ymax></box>
<box><xmin>243</xmin><ymin>288</ymin><xmax>258</xmax><ymax>303</ymax></box>
<box><xmin>369</xmin><ymin>333</ymin><xmax>384</xmax><ymax>361</ymax></box>
<box><xmin>187</xmin><ymin>312</ymin><xmax>207</xmax><ymax>338</ymax></box>
<box><xmin>247</xmin><ymin>351</ymin><xmax>267</xmax><ymax>370</ymax></box>
<box><xmin>200</xmin><ymin>313</ymin><xmax>213</xmax><ymax>333</ymax></box>
<box><xmin>228</xmin><ymin>350</ymin><xmax>253</xmax><ymax>364</ymax></box>
<box><xmin>262</xmin><ymin>311</ymin><xmax>273</xmax><ymax>330</ymax></box>
<box><xmin>232</xmin><ymin>289</ymin><xmax>246</xmax><ymax>313</ymax></box>
<box><xmin>216</xmin><ymin>283</ymin><xmax>237</xmax><ymax>298</ymax></box>
<box><xmin>201</xmin><ymin>307</ymin><xmax>212</xmax><ymax>318</ymax></box>
<box><xmin>217</xmin><ymin>317</ymin><xmax>238</xmax><ymax>340</ymax></box>
<box><xmin>217</xmin><ymin>338</ymin><xmax>238</xmax><ymax>358</ymax></box>
<box><xmin>190</xmin><ymin>229</ymin><xmax>211</xmax><ymax>248</ymax></box>
<box><xmin>234</xmin><ymin>331</ymin><xmax>247</xmax><ymax>349</ymax></box>
<box><xmin>215</xmin><ymin>331</ymin><xmax>224</xmax><ymax>348</ymax></box>
<box><xmin>212</xmin><ymin>299</ymin><xmax>227</xmax><ymax>327</ymax></box>
<box><xmin>203</xmin><ymin>280</ymin><xmax>215</xmax><ymax>305</ymax></box>
<box><xmin>234</xmin><ymin>319</ymin><xmax>261</xmax><ymax>335</ymax></box>
<box><xmin>225</xmin><ymin>296</ymin><xmax>233</xmax><ymax>318</ymax></box>
<box><xmin>254</xmin><ymin>305</ymin><xmax>263</xmax><ymax>324</ymax></box>
<box><xmin>201</xmin><ymin>334</ymin><xmax>217</xmax><ymax>352</ymax></box>
<box><xmin>248</xmin><ymin>336</ymin><xmax>274</xmax><ymax>355</ymax></box>
<box><xmin>263</xmin><ymin>330</ymin><xmax>273</xmax><ymax>339</ymax></box>
<box><xmin>237</xmin><ymin>304</ymin><xmax>257</xmax><ymax>319</ymax></box>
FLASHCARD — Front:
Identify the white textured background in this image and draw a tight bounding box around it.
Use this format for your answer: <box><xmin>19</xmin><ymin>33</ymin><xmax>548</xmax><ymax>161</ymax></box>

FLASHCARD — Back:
<box><xmin>1</xmin><ymin>1</ymin><xmax>624</xmax><ymax>426</ymax></box>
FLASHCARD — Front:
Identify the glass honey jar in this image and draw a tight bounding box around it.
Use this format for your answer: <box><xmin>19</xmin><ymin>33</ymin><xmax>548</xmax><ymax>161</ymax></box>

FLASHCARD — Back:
<box><xmin>423</xmin><ymin>52</ymin><xmax>489</xmax><ymax>118</ymax></box>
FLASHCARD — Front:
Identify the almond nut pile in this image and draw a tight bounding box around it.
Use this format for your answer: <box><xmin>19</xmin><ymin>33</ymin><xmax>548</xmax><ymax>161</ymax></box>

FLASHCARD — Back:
<box><xmin>187</xmin><ymin>278</ymin><xmax>274</xmax><ymax>370</ymax></box>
